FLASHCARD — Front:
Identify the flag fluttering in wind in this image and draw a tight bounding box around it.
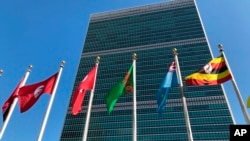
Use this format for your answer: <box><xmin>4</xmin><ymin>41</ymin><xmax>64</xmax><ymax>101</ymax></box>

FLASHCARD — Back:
<box><xmin>185</xmin><ymin>55</ymin><xmax>231</xmax><ymax>86</ymax></box>
<box><xmin>71</xmin><ymin>65</ymin><xmax>98</xmax><ymax>115</ymax></box>
<box><xmin>18</xmin><ymin>72</ymin><xmax>58</xmax><ymax>113</ymax></box>
<box><xmin>2</xmin><ymin>79</ymin><xmax>24</xmax><ymax>121</ymax></box>
<box><xmin>247</xmin><ymin>96</ymin><xmax>250</xmax><ymax>108</ymax></box>
<box><xmin>105</xmin><ymin>64</ymin><xmax>134</xmax><ymax>114</ymax></box>
<box><xmin>156</xmin><ymin>61</ymin><xmax>178</xmax><ymax>114</ymax></box>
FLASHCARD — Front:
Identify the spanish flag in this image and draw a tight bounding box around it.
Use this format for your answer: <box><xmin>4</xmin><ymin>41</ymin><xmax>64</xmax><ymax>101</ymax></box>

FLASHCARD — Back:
<box><xmin>185</xmin><ymin>56</ymin><xmax>232</xmax><ymax>86</ymax></box>
<box><xmin>247</xmin><ymin>96</ymin><xmax>250</xmax><ymax>108</ymax></box>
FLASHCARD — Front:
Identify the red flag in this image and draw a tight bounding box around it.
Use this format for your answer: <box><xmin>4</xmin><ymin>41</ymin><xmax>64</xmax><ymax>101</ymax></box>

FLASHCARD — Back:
<box><xmin>2</xmin><ymin>78</ymin><xmax>24</xmax><ymax>121</ymax></box>
<box><xmin>18</xmin><ymin>72</ymin><xmax>58</xmax><ymax>113</ymax></box>
<box><xmin>71</xmin><ymin>65</ymin><xmax>97</xmax><ymax>115</ymax></box>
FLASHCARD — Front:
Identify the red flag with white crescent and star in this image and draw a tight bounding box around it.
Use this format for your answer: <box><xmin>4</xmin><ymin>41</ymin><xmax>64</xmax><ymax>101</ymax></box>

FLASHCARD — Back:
<box><xmin>71</xmin><ymin>65</ymin><xmax>97</xmax><ymax>115</ymax></box>
<box><xmin>18</xmin><ymin>72</ymin><xmax>58</xmax><ymax>113</ymax></box>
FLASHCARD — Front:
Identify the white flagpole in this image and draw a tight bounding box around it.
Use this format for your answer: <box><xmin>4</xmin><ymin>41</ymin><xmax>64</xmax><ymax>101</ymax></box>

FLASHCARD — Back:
<box><xmin>37</xmin><ymin>61</ymin><xmax>65</xmax><ymax>141</ymax></box>
<box><xmin>132</xmin><ymin>53</ymin><xmax>137</xmax><ymax>141</ymax></box>
<box><xmin>0</xmin><ymin>65</ymin><xmax>32</xmax><ymax>140</ymax></box>
<box><xmin>173</xmin><ymin>48</ymin><xmax>193</xmax><ymax>141</ymax></box>
<box><xmin>82</xmin><ymin>56</ymin><xmax>100</xmax><ymax>141</ymax></box>
<box><xmin>218</xmin><ymin>44</ymin><xmax>250</xmax><ymax>124</ymax></box>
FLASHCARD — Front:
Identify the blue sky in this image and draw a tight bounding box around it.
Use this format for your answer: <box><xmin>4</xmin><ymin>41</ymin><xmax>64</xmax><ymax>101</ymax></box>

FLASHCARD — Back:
<box><xmin>0</xmin><ymin>0</ymin><xmax>250</xmax><ymax>141</ymax></box>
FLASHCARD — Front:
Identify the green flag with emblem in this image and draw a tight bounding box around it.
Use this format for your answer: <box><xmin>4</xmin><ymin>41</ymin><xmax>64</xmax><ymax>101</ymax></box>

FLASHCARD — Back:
<box><xmin>105</xmin><ymin>64</ymin><xmax>134</xmax><ymax>114</ymax></box>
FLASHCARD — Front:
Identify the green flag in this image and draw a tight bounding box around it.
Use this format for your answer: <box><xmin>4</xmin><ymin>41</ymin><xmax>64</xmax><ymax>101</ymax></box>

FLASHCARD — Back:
<box><xmin>105</xmin><ymin>64</ymin><xmax>134</xmax><ymax>114</ymax></box>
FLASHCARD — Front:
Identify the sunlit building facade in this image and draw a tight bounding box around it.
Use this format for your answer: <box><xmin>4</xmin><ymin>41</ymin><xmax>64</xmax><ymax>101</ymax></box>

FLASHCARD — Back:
<box><xmin>60</xmin><ymin>0</ymin><xmax>234</xmax><ymax>140</ymax></box>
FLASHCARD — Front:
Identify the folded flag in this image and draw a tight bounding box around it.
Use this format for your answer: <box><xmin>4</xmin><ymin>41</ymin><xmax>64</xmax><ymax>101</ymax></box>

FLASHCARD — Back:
<box><xmin>105</xmin><ymin>64</ymin><xmax>133</xmax><ymax>114</ymax></box>
<box><xmin>18</xmin><ymin>72</ymin><xmax>58</xmax><ymax>113</ymax></box>
<box><xmin>71</xmin><ymin>65</ymin><xmax>97</xmax><ymax>115</ymax></box>
<box><xmin>156</xmin><ymin>61</ymin><xmax>178</xmax><ymax>114</ymax></box>
<box><xmin>2</xmin><ymin>78</ymin><xmax>24</xmax><ymax>121</ymax></box>
<box><xmin>185</xmin><ymin>56</ymin><xmax>231</xmax><ymax>86</ymax></box>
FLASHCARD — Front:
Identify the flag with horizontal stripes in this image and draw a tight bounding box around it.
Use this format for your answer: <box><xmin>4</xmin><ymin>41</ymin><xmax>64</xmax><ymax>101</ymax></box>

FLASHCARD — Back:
<box><xmin>185</xmin><ymin>55</ymin><xmax>231</xmax><ymax>86</ymax></box>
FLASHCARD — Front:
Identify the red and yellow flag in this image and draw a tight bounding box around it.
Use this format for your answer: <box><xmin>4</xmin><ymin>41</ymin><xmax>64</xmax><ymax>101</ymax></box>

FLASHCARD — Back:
<box><xmin>185</xmin><ymin>56</ymin><xmax>231</xmax><ymax>86</ymax></box>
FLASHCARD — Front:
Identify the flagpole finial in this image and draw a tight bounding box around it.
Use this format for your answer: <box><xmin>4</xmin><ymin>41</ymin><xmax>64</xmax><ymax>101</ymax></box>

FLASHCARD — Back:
<box><xmin>60</xmin><ymin>60</ymin><xmax>66</xmax><ymax>67</ymax></box>
<box><xmin>218</xmin><ymin>44</ymin><xmax>224</xmax><ymax>52</ymax></box>
<box><xmin>27</xmin><ymin>65</ymin><xmax>33</xmax><ymax>72</ymax></box>
<box><xmin>132</xmin><ymin>53</ymin><xmax>137</xmax><ymax>60</ymax></box>
<box><xmin>0</xmin><ymin>69</ymin><xmax>3</xmax><ymax>76</ymax></box>
<box><xmin>96</xmin><ymin>56</ymin><xmax>100</xmax><ymax>64</ymax></box>
<box><xmin>172</xmin><ymin>48</ymin><xmax>178</xmax><ymax>55</ymax></box>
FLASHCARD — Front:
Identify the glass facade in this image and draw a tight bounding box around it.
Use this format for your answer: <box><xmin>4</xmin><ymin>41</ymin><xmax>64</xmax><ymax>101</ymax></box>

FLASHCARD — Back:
<box><xmin>60</xmin><ymin>0</ymin><xmax>233</xmax><ymax>140</ymax></box>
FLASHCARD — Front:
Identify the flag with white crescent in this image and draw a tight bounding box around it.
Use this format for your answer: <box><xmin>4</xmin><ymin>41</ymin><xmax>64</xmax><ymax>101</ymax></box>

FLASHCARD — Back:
<box><xmin>18</xmin><ymin>72</ymin><xmax>58</xmax><ymax>113</ymax></box>
<box><xmin>71</xmin><ymin>65</ymin><xmax>97</xmax><ymax>115</ymax></box>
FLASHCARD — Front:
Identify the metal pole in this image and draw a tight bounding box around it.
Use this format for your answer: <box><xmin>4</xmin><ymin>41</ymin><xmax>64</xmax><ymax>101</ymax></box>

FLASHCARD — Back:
<box><xmin>82</xmin><ymin>56</ymin><xmax>100</xmax><ymax>141</ymax></box>
<box><xmin>218</xmin><ymin>44</ymin><xmax>250</xmax><ymax>124</ymax></box>
<box><xmin>173</xmin><ymin>48</ymin><xmax>193</xmax><ymax>141</ymax></box>
<box><xmin>132</xmin><ymin>53</ymin><xmax>137</xmax><ymax>141</ymax></box>
<box><xmin>37</xmin><ymin>61</ymin><xmax>65</xmax><ymax>141</ymax></box>
<box><xmin>0</xmin><ymin>65</ymin><xmax>32</xmax><ymax>139</ymax></box>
